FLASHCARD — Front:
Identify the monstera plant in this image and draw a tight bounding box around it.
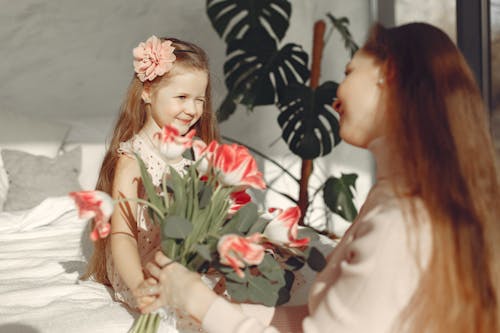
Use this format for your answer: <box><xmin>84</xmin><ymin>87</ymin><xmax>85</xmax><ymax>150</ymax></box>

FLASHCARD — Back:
<box><xmin>207</xmin><ymin>0</ymin><xmax>359</xmax><ymax>228</ymax></box>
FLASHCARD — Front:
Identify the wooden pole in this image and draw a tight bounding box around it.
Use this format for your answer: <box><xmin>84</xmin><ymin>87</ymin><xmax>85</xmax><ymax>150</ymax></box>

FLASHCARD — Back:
<box><xmin>298</xmin><ymin>20</ymin><xmax>326</xmax><ymax>225</ymax></box>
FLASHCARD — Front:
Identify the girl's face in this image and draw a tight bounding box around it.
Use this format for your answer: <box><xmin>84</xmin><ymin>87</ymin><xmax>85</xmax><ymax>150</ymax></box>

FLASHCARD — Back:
<box><xmin>333</xmin><ymin>51</ymin><xmax>386</xmax><ymax>148</ymax></box>
<box><xmin>143</xmin><ymin>67</ymin><xmax>208</xmax><ymax>135</ymax></box>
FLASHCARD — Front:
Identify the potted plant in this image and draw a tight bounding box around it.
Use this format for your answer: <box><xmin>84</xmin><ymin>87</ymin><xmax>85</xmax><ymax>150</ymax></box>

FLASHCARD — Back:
<box><xmin>207</xmin><ymin>0</ymin><xmax>359</xmax><ymax>229</ymax></box>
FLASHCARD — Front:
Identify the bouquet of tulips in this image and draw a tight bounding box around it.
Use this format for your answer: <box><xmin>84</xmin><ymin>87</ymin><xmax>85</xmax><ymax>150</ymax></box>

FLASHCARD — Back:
<box><xmin>70</xmin><ymin>125</ymin><xmax>326</xmax><ymax>333</ymax></box>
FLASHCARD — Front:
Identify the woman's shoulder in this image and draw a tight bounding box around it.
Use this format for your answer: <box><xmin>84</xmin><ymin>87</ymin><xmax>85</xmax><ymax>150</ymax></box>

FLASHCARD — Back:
<box><xmin>350</xmin><ymin>181</ymin><xmax>431</xmax><ymax>253</ymax></box>
<box><xmin>360</xmin><ymin>181</ymin><xmax>428</xmax><ymax>222</ymax></box>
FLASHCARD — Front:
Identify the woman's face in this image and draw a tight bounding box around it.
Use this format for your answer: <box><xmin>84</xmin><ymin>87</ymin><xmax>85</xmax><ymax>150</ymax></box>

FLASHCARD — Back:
<box><xmin>143</xmin><ymin>67</ymin><xmax>208</xmax><ymax>135</ymax></box>
<box><xmin>333</xmin><ymin>51</ymin><xmax>386</xmax><ymax>148</ymax></box>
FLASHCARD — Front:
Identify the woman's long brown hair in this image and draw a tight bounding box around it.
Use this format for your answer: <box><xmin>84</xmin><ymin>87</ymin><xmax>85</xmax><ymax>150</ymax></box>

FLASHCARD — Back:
<box><xmin>363</xmin><ymin>23</ymin><xmax>499</xmax><ymax>333</ymax></box>
<box><xmin>82</xmin><ymin>38</ymin><xmax>219</xmax><ymax>285</ymax></box>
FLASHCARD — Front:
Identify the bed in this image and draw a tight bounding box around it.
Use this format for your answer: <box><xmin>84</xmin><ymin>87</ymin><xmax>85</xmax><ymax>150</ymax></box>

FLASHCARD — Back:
<box><xmin>0</xmin><ymin>113</ymin><xmax>335</xmax><ymax>333</ymax></box>
<box><xmin>0</xmin><ymin>113</ymin><xmax>136</xmax><ymax>332</ymax></box>
<box><xmin>0</xmin><ymin>196</ymin><xmax>135</xmax><ymax>333</ymax></box>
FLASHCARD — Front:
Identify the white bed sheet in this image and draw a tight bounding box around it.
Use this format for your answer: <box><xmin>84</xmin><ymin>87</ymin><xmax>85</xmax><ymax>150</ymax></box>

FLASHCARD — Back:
<box><xmin>0</xmin><ymin>196</ymin><xmax>336</xmax><ymax>333</ymax></box>
<box><xmin>0</xmin><ymin>196</ymin><xmax>134</xmax><ymax>333</ymax></box>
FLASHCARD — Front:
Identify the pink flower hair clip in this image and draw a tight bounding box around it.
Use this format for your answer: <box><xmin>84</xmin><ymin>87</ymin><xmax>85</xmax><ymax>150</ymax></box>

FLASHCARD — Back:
<box><xmin>133</xmin><ymin>35</ymin><xmax>176</xmax><ymax>82</ymax></box>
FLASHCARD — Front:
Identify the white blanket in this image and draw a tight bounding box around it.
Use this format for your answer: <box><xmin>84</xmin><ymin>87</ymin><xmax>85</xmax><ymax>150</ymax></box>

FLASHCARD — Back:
<box><xmin>0</xmin><ymin>196</ymin><xmax>134</xmax><ymax>333</ymax></box>
<box><xmin>0</xmin><ymin>196</ymin><xmax>336</xmax><ymax>333</ymax></box>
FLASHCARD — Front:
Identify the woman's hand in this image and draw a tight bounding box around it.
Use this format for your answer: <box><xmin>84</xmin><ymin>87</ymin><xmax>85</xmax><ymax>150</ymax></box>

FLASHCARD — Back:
<box><xmin>137</xmin><ymin>251</ymin><xmax>218</xmax><ymax>322</ymax></box>
<box><xmin>132</xmin><ymin>277</ymin><xmax>159</xmax><ymax>312</ymax></box>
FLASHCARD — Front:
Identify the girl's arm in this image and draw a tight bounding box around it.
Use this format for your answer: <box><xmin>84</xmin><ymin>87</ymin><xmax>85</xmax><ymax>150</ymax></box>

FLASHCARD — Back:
<box><xmin>109</xmin><ymin>155</ymin><xmax>147</xmax><ymax>297</ymax></box>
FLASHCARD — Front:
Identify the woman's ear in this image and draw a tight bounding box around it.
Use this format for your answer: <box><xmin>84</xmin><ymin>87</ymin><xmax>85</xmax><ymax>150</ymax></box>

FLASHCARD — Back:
<box><xmin>380</xmin><ymin>61</ymin><xmax>395</xmax><ymax>85</ymax></box>
<box><xmin>141</xmin><ymin>83</ymin><xmax>152</xmax><ymax>103</ymax></box>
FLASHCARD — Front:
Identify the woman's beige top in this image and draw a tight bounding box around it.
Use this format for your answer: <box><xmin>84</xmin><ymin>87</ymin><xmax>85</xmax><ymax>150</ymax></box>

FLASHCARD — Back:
<box><xmin>202</xmin><ymin>138</ymin><xmax>432</xmax><ymax>333</ymax></box>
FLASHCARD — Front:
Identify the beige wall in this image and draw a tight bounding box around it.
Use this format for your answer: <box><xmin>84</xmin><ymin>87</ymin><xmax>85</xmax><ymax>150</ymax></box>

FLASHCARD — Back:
<box><xmin>0</xmin><ymin>1</ymin><xmax>376</xmax><ymax>230</ymax></box>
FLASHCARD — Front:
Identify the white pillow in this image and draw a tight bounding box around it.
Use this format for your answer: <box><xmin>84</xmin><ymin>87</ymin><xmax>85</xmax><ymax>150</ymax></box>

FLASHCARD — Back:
<box><xmin>63</xmin><ymin>143</ymin><xmax>106</xmax><ymax>190</ymax></box>
<box><xmin>0</xmin><ymin>110</ymin><xmax>70</xmax><ymax>211</ymax></box>
<box><xmin>1</xmin><ymin>147</ymin><xmax>81</xmax><ymax>211</ymax></box>
<box><xmin>0</xmin><ymin>166</ymin><xmax>7</xmax><ymax>210</ymax></box>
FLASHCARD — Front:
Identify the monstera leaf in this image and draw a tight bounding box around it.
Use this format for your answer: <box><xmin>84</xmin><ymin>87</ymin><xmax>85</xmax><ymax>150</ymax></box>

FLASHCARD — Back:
<box><xmin>207</xmin><ymin>0</ymin><xmax>291</xmax><ymax>43</ymax></box>
<box><xmin>326</xmin><ymin>14</ymin><xmax>359</xmax><ymax>57</ymax></box>
<box><xmin>323</xmin><ymin>173</ymin><xmax>358</xmax><ymax>222</ymax></box>
<box><xmin>217</xmin><ymin>28</ymin><xmax>309</xmax><ymax>121</ymax></box>
<box><xmin>277</xmin><ymin>81</ymin><xmax>340</xmax><ymax>159</ymax></box>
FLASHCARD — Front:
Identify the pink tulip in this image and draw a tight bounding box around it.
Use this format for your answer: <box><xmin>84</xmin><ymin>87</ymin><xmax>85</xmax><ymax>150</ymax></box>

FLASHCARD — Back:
<box><xmin>69</xmin><ymin>191</ymin><xmax>114</xmax><ymax>241</ymax></box>
<box><xmin>228</xmin><ymin>190</ymin><xmax>252</xmax><ymax>216</ymax></box>
<box><xmin>263</xmin><ymin>207</ymin><xmax>310</xmax><ymax>247</ymax></box>
<box><xmin>133</xmin><ymin>35</ymin><xmax>176</xmax><ymax>82</ymax></box>
<box><xmin>192</xmin><ymin>140</ymin><xmax>218</xmax><ymax>175</ymax></box>
<box><xmin>212</xmin><ymin>144</ymin><xmax>266</xmax><ymax>190</ymax></box>
<box><xmin>155</xmin><ymin>125</ymin><xmax>196</xmax><ymax>160</ymax></box>
<box><xmin>217</xmin><ymin>233</ymin><xmax>265</xmax><ymax>278</ymax></box>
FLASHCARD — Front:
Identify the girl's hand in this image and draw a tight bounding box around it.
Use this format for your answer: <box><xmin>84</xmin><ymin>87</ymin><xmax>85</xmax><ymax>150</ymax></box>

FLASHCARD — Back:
<box><xmin>137</xmin><ymin>251</ymin><xmax>218</xmax><ymax>322</ymax></box>
<box><xmin>132</xmin><ymin>277</ymin><xmax>159</xmax><ymax>313</ymax></box>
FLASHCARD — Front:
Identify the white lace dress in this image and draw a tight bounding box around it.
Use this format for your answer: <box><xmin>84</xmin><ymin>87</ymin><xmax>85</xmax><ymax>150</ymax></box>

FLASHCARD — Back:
<box><xmin>104</xmin><ymin>127</ymin><xmax>203</xmax><ymax>332</ymax></box>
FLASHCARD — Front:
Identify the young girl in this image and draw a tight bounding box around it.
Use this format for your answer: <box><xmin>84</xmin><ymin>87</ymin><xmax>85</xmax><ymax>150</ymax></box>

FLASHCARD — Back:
<box><xmin>82</xmin><ymin>35</ymin><xmax>219</xmax><ymax>314</ymax></box>
<box><xmin>140</xmin><ymin>23</ymin><xmax>500</xmax><ymax>333</ymax></box>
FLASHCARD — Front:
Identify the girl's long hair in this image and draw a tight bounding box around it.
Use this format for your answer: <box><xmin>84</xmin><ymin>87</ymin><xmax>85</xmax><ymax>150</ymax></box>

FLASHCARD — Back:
<box><xmin>82</xmin><ymin>38</ymin><xmax>219</xmax><ymax>285</ymax></box>
<box><xmin>363</xmin><ymin>23</ymin><xmax>499</xmax><ymax>333</ymax></box>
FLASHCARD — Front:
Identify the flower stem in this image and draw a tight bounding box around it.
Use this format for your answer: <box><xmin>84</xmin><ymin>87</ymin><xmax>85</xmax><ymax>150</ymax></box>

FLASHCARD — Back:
<box><xmin>129</xmin><ymin>313</ymin><xmax>160</xmax><ymax>333</ymax></box>
<box><xmin>162</xmin><ymin>172</ymin><xmax>169</xmax><ymax>211</ymax></box>
<box><xmin>114</xmin><ymin>198</ymin><xmax>164</xmax><ymax>219</ymax></box>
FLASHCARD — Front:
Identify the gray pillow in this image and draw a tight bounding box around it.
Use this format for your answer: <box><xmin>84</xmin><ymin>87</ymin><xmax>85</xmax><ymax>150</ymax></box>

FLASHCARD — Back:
<box><xmin>2</xmin><ymin>147</ymin><xmax>81</xmax><ymax>211</ymax></box>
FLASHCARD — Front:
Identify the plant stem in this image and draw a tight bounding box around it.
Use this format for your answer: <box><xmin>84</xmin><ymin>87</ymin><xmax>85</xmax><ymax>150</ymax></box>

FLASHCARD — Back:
<box><xmin>162</xmin><ymin>172</ymin><xmax>169</xmax><ymax>211</ymax></box>
<box><xmin>114</xmin><ymin>198</ymin><xmax>164</xmax><ymax>219</ymax></box>
<box><xmin>298</xmin><ymin>20</ymin><xmax>326</xmax><ymax>226</ymax></box>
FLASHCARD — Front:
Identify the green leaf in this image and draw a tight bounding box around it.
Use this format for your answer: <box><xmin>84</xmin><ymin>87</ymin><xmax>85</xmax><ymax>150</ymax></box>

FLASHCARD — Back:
<box><xmin>195</xmin><ymin>244</ymin><xmax>212</xmax><ymax>261</ymax></box>
<box><xmin>217</xmin><ymin>264</ymin><xmax>248</xmax><ymax>284</ymax></box>
<box><xmin>162</xmin><ymin>215</ymin><xmax>193</xmax><ymax>239</ymax></box>
<box><xmin>221</xmin><ymin>202</ymin><xmax>258</xmax><ymax>235</ymax></box>
<box><xmin>161</xmin><ymin>238</ymin><xmax>180</xmax><ymax>260</ymax></box>
<box><xmin>323</xmin><ymin>173</ymin><xmax>358</xmax><ymax>221</ymax></box>
<box><xmin>297</xmin><ymin>226</ymin><xmax>320</xmax><ymax>242</ymax></box>
<box><xmin>224</xmin><ymin>34</ymin><xmax>309</xmax><ymax>109</ymax></box>
<box><xmin>283</xmin><ymin>255</ymin><xmax>306</xmax><ymax>271</ymax></box>
<box><xmin>276</xmin><ymin>270</ymin><xmax>295</xmax><ymax>305</ymax></box>
<box><xmin>216</xmin><ymin>96</ymin><xmax>238</xmax><ymax>122</ymax></box>
<box><xmin>258</xmin><ymin>254</ymin><xmax>286</xmax><ymax>282</ymax></box>
<box><xmin>186</xmin><ymin>252</ymin><xmax>210</xmax><ymax>273</ymax></box>
<box><xmin>219</xmin><ymin>260</ymin><xmax>291</xmax><ymax>306</ymax></box>
<box><xmin>247</xmin><ymin>217</ymin><xmax>270</xmax><ymax>234</ymax></box>
<box><xmin>247</xmin><ymin>275</ymin><xmax>281</xmax><ymax>306</ymax></box>
<box><xmin>206</xmin><ymin>0</ymin><xmax>291</xmax><ymax>43</ymax></box>
<box><xmin>168</xmin><ymin>166</ymin><xmax>187</xmax><ymax>216</ymax></box>
<box><xmin>306</xmin><ymin>246</ymin><xmax>327</xmax><ymax>272</ymax></box>
<box><xmin>235</xmin><ymin>203</ymin><xmax>259</xmax><ymax>234</ymax></box>
<box><xmin>198</xmin><ymin>182</ymin><xmax>213</xmax><ymax>209</ymax></box>
<box><xmin>277</xmin><ymin>81</ymin><xmax>340</xmax><ymax>159</ymax></box>
<box><xmin>326</xmin><ymin>13</ymin><xmax>359</xmax><ymax>57</ymax></box>
<box><xmin>225</xmin><ymin>279</ymin><xmax>249</xmax><ymax>302</ymax></box>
